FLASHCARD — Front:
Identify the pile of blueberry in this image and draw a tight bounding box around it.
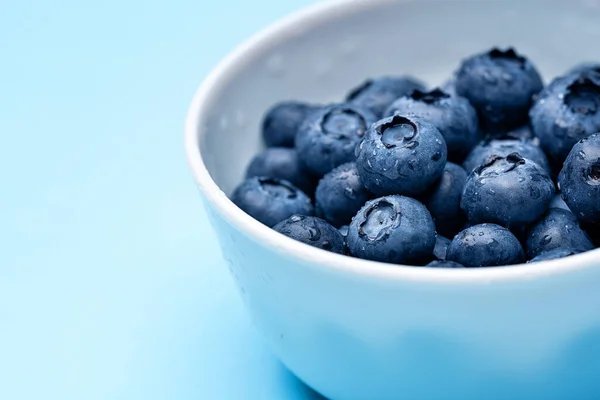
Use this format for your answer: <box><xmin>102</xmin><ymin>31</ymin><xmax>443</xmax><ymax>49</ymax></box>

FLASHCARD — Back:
<box><xmin>231</xmin><ymin>47</ymin><xmax>600</xmax><ymax>268</ymax></box>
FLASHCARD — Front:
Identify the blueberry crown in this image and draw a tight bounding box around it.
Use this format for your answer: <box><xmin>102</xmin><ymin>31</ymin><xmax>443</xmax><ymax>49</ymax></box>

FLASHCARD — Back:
<box><xmin>346</xmin><ymin>79</ymin><xmax>373</xmax><ymax>100</ymax></box>
<box><xmin>564</xmin><ymin>75</ymin><xmax>600</xmax><ymax>115</ymax></box>
<box><xmin>376</xmin><ymin>115</ymin><xmax>418</xmax><ymax>149</ymax></box>
<box><xmin>488</xmin><ymin>47</ymin><xmax>526</xmax><ymax>68</ymax></box>
<box><xmin>258</xmin><ymin>177</ymin><xmax>298</xmax><ymax>199</ymax></box>
<box><xmin>320</xmin><ymin>107</ymin><xmax>367</xmax><ymax>139</ymax></box>
<box><xmin>358</xmin><ymin>199</ymin><xmax>400</xmax><ymax>241</ymax></box>
<box><xmin>410</xmin><ymin>88</ymin><xmax>450</xmax><ymax>104</ymax></box>
<box><xmin>476</xmin><ymin>152</ymin><xmax>525</xmax><ymax>176</ymax></box>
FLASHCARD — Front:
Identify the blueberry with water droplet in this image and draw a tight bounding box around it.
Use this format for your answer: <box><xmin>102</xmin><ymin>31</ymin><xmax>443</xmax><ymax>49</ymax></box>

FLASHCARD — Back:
<box><xmin>315</xmin><ymin>162</ymin><xmax>373</xmax><ymax>227</ymax></box>
<box><xmin>447</xmin><ymin>223</ymin><xmax>525</xmax><ymax>268</ymax></box>
<box><xmin>530</xmin><ymin>71</ymin><xmax>600</xmax><ymax>164</ymax></box>
<box><xmin>231</xmin><ymin>177</ymin><xmax>314</xmax><ymax>227</ymax></box>
<box><xmin>296</xmin><ymin>103</ymin><xmax>377</xmax><ymax>176</ymax></box>
<box><xmin>559</xmin><ymin>133</ymin><xmax>600</xmax><ymax>228</ymax></box>
<box><xmin>274</xmin><ymin>215</ymin><xmax>345</xmax><ymax>254</ymax></box>
<box><xmin>461</xmin><ymin>153</ymin><xmax>555</xmax><ymax>227</ymax></box>
<box><xmin>346</xmin><ymin>195</ymin><xmax>436</xmax><ymax>265</ymax></box>
<box><xmin>384</xmin><ymin>88</ymin><xmax>480</xmax><ymax>161</ymax></box>
<box><xmin>356</xmin><ymin>115</ymin><xmax>447</xmax><ymax>196</ymax></box>
<box><xmin>455</xmin><ymin>47</ymin><xmax>543</xmax><ymax>133</ymax></box>
<box><xmin>526</xmin><ymin>208</ymin><xmax>594</xmax><ymax>258</ymax></box>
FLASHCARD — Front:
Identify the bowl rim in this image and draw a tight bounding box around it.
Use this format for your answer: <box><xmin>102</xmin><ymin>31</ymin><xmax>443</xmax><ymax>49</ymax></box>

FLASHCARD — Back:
<box><xmin>185</xmin><ymin>0</ymin><xmax>600</xmax><ymax>284</ymax></box>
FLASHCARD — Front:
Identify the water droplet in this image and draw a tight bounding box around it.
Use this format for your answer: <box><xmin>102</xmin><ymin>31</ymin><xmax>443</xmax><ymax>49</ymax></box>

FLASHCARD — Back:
<box><xmin>485</xmin><ymin>206</ymin><xmax>490</xmax><ymax>212</ymax></box>
<box><xmin>518</xmin><ymin>177</ymin><xmax>525</xmax><ymax>183</ymax></box>
<box><xmin>479</xmin><ymin>232</ymin><xmax>485</xmax><ymax>236</ymax></box>
<box><xmin>479</xmin><ymin>178</ymin><xmax>486</xmax><ymax>184</ymax></box>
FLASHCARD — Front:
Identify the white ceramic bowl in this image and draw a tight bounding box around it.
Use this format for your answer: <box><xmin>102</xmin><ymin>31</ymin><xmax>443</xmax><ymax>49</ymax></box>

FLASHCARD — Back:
<box><xmin>185</xmin><ymin>0</ymin><xmax>600</xmax><ymax>398</ymax></box>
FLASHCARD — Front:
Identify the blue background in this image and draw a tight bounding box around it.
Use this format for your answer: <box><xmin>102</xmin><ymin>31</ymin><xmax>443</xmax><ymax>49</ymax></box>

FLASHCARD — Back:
<box><xmin>0</xmin><ymin>1</ymin><xmax>325</xmax><ymax>399</ymax></box>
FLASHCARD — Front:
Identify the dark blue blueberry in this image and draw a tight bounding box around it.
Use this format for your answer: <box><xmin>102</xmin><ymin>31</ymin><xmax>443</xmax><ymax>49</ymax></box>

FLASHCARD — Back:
<box><xmin>262</xmin><ymin>101</ymin><xmax>316</xmax><ymax>147</ymax></box>
<box><xmin>295</xmin><ymin>103</ymin><xmax>377</xmax><ymax>176</ymax></box>
<box><xmin>246</xmin><ymin>147</ymin><xmax>317</xmax><ymax>195</ymax></box>
<box><xmin>273</xmin><ymin>215</ymin><xmax>345</xmax><ymax>254</ymax></box>
<box><xmin>455</xmin><ymin>47</ymin><xmax>543</xmax><ymax>132</ymax></box>
<box><xmin>346</xmin><ymin>76</ymin><xmax>425</xmax><ymax>117</ymax></box>
<box><xmin>528</xmin><ymin>248</ymin><xmax>580</xmax><ymax>263</ymax></box>
<box><xmin>462</xmin><ymin>138</ymin><xmax>550</xmax><ymax>173</ymax></box>
<box><xmin>525</xmin><ymin>208</ymin><xmax>594</xmax><ymax>259</ymax></box>
<box><xmin>423</xmin><ymin>162</ymin><xmax>468</xmax><ymax>238</ymax></box>
<box><xmin>385</xmin><ymin>88</ymin><xmax>480</xmax><ymax>161</ymax></box>
<box><xmin>558</xmin><ymin>133</ymin><xmax>600</xmax><ymax>227</ymax></box>
<box><xmin>461</xmin><ymin>153</ymin><xmax>555</xmax><ymax>227</ymax></box>
<box><xmin>530</xmin><ymin>71</ymin><xmax>600</xmax><ymax>164</ymax></box>
<box><xmin>315</xmin><ymin>162</ymin><xmax>373</xmax><ymax>227</ymax></box>
<box><xmin>426</xmin><ymin>260</ymin><xmax>465</xmax><ymax>268</ymax></box>
<box><xmin>230</xmin><ymin>177</ymin><xmax>313</xmax><ymax>227</ymax></box>
<box><xmin>433</xmin><ymin>235</ymin><xmax>451</xmax><ymax>261</ymax></box>
<box><xmin>550</xmin><ymin>194</ymin><xmax>571</xmax><ymax>211</ymax></box>
<box><xmin>447</xmin><ymin>223</ymin><xmax>525</xmax><ymax>268</ymax></box>
<box><xmin>346</xmin><ymin>195</ymin><xmax>436</xmax><ymax>265</ymax></box>
<box><xmin>355</xmin><ymin>115</ymin><xmax>447</xmax><ymax>196</ymax></box>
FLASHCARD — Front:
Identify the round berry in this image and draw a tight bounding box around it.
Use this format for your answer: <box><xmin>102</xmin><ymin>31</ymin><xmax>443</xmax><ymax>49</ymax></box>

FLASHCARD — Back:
<box><xmin>346</xmin><ymin>76</ymin><xmax>425</xmax><ymax>117</ymax></box>
<box><xmin>273</xmin><ymin>215</ymin><xmax>345</xmax><ymax>254</ymax></box>
<box><xmin>558</xmin><ymin>133</ymin><xmax>600</xmax><ymax>226</ymax></box>
<box><xmin>530</xmin><ymin>71</ymin><xmax>600</xmax><ymax>164</ymax></box>
<box><xmin>346</xmin><ymin>195</ymin><xmax>436</xmax><ymax>265</ymax></box>
<box><xmin>296</xmin><ymin>103</ymin><xmax>377</xmax><ymax>176</ymax></box>
<box><xmin>525</xmin><ymin>208</ymin><xmax>594</xmax><ymax>259</ymax></box>
<box><xmin>356</xmin><ymin>115</ymin><xmax>447</xmax><ymax>196</ymax></box>
<box><xmin>262</xmin><ymin>101</ymin><xmax>315</xmax><ymax>147</ymax></box>
<box><xmin>230</xmin><ymin>177</ymin><xmax>313</xmax><ymax>227</ymax></box>
<box><xmin>315</xmin><ymin>162</ymin><xmax>373</xmax><ymax>227</ymax></box>
<box><xmin>447</xmin><ymin>223</ymin><xmax>525</xmax><ymax>268</ymax></box>
<box><xmin>426</xmin><ymin>260</ymin><xmax>465</xmax><ymax>268</ymax></box>
<box><xmin>385</xmin><ymin>88</ymin><xmax>480</xmax><ymax>161</ymax></box>
<box><xmin>461</xmin><ymin>153</ymin><xmax>555</xmax><ymax>227</ymax></box>
<box><xmin>423</xmin><ymin>162</ymin><xmax>468</xmax><ymax>238</ymax></box>
<box><xmin>455</xmin><ymin>47</ymin><xmax>543</xmax><ymax>132</ymax></box>
<box><xmin>246</xmin><ymin>147</ymin><xmax>317</xmax><ymax>196</ymax></box>
<box><xmin>462</xmin><ymin>138</ymin><xmax>550</xmax><ymax>173</ymax></box>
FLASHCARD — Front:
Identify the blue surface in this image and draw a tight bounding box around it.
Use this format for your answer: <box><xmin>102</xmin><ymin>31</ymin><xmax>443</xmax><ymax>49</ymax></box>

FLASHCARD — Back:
<box><xmin>0</xmin><ymin>1</ymin><xmax>325</xmax><ymax>399</ymax></box>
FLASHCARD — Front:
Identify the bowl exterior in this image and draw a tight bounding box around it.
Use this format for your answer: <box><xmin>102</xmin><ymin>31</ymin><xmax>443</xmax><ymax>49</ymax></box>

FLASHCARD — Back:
<box><xmin>202</xmin><ymin>195</ymin><xmax>600</xmax><ymax>400</ymax></box>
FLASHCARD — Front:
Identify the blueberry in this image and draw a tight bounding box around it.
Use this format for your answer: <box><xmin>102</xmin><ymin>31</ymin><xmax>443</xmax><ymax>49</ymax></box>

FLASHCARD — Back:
<box><xmin>346</xmin><ymin>195</ymin><xmax>436</xmax><ymax>265</ymax></box>
<box><xmin>530</xmin><ymin>71</ymin><xmax>600</xmax><ymax>164</ymax></box>
<box><xmin>462</xmin><ymin>138</ymin><xmax>550</xmax><ymax>173</ymax></box>
<box><xmin>550</xmin><ymin>194</ymin><xmax>571</xmax><ymax>211</ymax></box>
<box><xmin>384</xmin><ymin>88</ymin><xmax>480</xmax><ymax>161</ymax></box>
<box><xmin>273</xmin><ymin>215</ymin><xmax>345</xmax><ymax>254</ymax></box>
<box><xmin>433</xmin><ymin>235</ymin><xmax>451</xmax><ymax>261</ymax></box>
<box><xmin>262</xmin><ymin>101</ymin><xmax>316</xmax><ymax>147</ymax></box>
<box><xmin>346</xmin><ymin>76</ymin><xmax>425</xmax><ymax>117</ymax></box>
<box><xmin>315</xmin><ymin>162</ymin><xmax>373</xmax><ymax>227</ymax></box>
<box><xmin>295</xmin><ymin>103</ymin><xmax>377</xmax><ymax>176</ymax></box>
<box><xmin>558</xmin><ymin>133</ymin><xmax>600</xmax><ymax>227</ymax></box>
<box><xmin>526</xmin><ymin>208</ymin><xmax>594</xmax><ymax>259</ymax></box>
<box><xmin>423</xmin><ymin>162</ymin><xmax>468</xmax><ymax>237</ymax></box>
<box><xmin>426</xmin><ymin>260</ymin><xmax>466</xmax><ymax>268</ymax></box>
<box><xmin>461</xmin><ymin>153</ymin><xmax>555</xmax><ymax>227</ymax></box>
<box><xmin>447</xmin><ymin>223</ymin><xmax>525</xmax><ymax>268</ymax></box>
<box><xmin>355</xmin><ymin>115</ymin><xmax>447</xmax><ymax>196</ymax></box>
<box><xmin>455</xmin><ymin>47</ymin><xmax>543</xmax><ymax>132</ymax></box>
<box><xmin>501</xmin><ymin>125</ymin><xmax>535</xmax><ymax>141</ymax></box>
<box><xmin>230</xmin><ymin>177</ymin><xmax>313</xmax><ymax>227</ymax></box>
<box><xmin>528</xmin><ymin>248</ymin><xmax>580</xmax><ymax>263</ymax></box>
<box><xmin>246</xmin><ymin>147</ymin><xmax>317</xmax><ymax>195</ymax></box>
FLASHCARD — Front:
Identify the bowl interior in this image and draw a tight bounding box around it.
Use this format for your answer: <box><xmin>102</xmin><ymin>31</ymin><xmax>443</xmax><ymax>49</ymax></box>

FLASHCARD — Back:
<box><xmin>196</xmin><ymin>0</ymin><xmax>600</xmax><ymax>196</ymax></box>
